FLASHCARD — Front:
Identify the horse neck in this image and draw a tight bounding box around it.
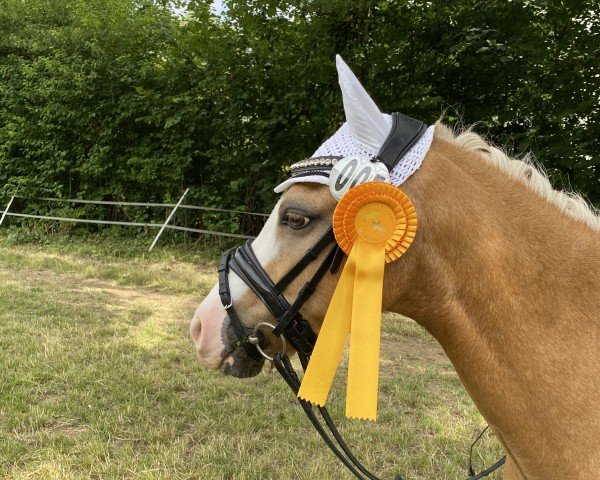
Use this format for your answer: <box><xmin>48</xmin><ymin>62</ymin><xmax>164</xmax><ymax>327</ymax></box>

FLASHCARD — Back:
<box><xmin>389</xmin><ymin>137</ymin><xmax>600</xmax><ymax>477</ymax></box>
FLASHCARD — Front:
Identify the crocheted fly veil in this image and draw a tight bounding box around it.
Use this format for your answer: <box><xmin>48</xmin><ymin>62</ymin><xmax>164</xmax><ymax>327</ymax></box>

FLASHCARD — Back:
<box><xmin>274</xmin><ymin>55</ymin><xmax>434</xmax><ymax>193</ymax></box>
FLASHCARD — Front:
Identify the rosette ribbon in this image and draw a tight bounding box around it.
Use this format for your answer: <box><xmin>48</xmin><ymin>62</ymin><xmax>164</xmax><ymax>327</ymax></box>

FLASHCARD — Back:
<box><xmin>297</xmin><ymin>182</ymin><xmax>417</xmax><ymax>421</ymax></box>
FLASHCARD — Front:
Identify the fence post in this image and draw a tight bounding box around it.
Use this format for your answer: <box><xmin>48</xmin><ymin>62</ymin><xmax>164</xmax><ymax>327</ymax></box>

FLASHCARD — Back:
<box><xmin>0</xmin><ymin>196</ymin><xmax>15</xmax><ymax>227</ymax></box>
<box><xmin>148</xmin><ymin>188</ymin><xmax>189</xmax><ymax>252</ymax></box>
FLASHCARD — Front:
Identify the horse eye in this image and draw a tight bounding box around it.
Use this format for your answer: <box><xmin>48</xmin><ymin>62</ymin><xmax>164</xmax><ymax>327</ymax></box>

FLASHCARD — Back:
<box><xmin>282</xmin><ymin>211</ymin><xmax>310</xmax><ymax>230</ymax></box>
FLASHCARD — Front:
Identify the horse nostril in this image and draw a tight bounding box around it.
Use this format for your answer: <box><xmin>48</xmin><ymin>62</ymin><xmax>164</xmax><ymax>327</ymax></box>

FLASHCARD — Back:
<box><xmin>190</xmin><ymin>319</ymin><xmax>201</xmax><ymax>343</ymax></box>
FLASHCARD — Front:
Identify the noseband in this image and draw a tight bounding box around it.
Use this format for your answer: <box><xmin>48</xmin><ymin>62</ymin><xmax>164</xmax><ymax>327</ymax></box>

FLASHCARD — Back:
<box><xmin>218</xmin><ymin>226</ymin><xmax>342</xmax><ymax>361</ymax></box>
<box><xmin>215</xmin><ymin>113</ymin><xmax>505</xmax><ymax>480</ymax></box>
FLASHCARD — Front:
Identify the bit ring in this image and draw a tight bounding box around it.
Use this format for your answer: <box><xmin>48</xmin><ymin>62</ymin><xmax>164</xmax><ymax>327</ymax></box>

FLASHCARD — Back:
<box><xmin>248</xmin><ymin>322</ymin><xmax>286</xmax><ymax>361</ymax></box>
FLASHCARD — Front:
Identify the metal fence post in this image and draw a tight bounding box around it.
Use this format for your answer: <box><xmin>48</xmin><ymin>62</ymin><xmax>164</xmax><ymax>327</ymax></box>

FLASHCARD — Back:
<box><xmin>148</xmin><ymin>188</ymin><xmax>189</xmax><ymax>252</ymax></box>
<box><xmin>0</xmin><ymin>196</ymin><xmax>15</xmax><ymax>227</ymax></box>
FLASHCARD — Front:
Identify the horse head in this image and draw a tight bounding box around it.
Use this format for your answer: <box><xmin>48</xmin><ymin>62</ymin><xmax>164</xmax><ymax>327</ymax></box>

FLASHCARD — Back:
<box><xmin>190</xmin><ymin>181</ymin><xmax>338</xmax><ymax>377</ymax></box>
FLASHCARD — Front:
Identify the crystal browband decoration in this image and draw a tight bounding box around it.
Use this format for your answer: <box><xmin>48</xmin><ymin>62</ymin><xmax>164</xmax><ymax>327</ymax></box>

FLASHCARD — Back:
<box><xmin>289</xmin><ymin>157</ymin><xmax>341</xmax><ymax>171</ymax></box>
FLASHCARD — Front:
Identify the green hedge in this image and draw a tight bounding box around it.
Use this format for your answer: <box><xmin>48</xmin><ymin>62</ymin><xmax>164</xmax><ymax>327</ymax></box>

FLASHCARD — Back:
<box><xmin>1</xmin><ymin>0</ymin><xmax>598</xmax><ymax>235</ymax></box>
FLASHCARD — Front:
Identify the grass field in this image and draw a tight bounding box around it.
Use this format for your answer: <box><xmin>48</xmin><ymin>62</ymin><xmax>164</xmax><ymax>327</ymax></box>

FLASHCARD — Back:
<box><xmin>0</xmin><ymin>232</ymin><xmax>503</xmax><ymax>479</ymax></box>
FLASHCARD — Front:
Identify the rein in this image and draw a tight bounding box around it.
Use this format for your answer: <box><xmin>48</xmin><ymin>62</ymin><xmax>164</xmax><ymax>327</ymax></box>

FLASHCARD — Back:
<box><xmin>216</xmin><ymin>113</ymin><xmax>506</xmax><ymax>479</ymax></box>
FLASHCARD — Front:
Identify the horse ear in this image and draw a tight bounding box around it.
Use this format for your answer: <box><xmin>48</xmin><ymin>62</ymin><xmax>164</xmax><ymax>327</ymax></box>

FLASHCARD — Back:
<box><xmin>336</xmin><ymin>55</ymin><xmax>390</xmax><ymax>153</ymax></box>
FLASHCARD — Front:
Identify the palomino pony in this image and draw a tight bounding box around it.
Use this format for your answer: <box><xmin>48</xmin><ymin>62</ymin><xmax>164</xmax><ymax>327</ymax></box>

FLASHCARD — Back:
<box><xmin>191</xmin><ymin>59</ymin><xmax>600</xmax><ymax>480</ymax></box>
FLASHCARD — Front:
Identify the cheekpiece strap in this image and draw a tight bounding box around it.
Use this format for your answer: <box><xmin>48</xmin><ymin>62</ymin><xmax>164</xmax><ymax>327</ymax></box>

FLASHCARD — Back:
<box><xmin>376</xmin><ymin>112</ymin><xmax>427</xmax><ymax>172</ymax></box>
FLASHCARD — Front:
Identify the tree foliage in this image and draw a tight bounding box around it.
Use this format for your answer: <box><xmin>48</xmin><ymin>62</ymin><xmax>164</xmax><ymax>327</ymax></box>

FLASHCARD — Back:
<box><xmin>0</xmin><ymin>0</ymin><xmax>598</xmax><ymax>234</ymax></box>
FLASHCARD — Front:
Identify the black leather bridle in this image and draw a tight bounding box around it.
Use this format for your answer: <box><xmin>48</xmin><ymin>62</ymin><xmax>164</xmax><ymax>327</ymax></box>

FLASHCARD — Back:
<box><xmin>218</xmin><ymin>226</ymin><xmax>341</xmax><ymax>361</ymax></box>
<box><xmin>216</xmin><ymin>113</ymin><xmax>506</xmax><ymax>480</ymax></box>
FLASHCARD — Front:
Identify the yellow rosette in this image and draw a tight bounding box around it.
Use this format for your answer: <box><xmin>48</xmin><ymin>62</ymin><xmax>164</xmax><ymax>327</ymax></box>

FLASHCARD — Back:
<box><xmin>297</xmin><ymin>182</ymin><xmax>417</xmax><ymax>421</ymax></box>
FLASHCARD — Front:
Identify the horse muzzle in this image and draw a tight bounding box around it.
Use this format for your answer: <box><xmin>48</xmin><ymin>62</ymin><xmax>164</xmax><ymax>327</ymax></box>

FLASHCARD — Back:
<box><xmin>190</xmin><ymin>285</ymin><xmax>265</xmax><ymax>377</ymax></box>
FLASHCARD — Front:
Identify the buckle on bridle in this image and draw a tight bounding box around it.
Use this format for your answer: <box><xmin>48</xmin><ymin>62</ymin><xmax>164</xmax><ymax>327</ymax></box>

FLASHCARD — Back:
<box><xmin>222</xmin><ymin>301</ymin><xmax>233</xmax><ymax>310</ymax></box>
<box><xmin>247</xmin><ymin>322</ymin><xmax>287</xmax><ymax>362</ymax></box>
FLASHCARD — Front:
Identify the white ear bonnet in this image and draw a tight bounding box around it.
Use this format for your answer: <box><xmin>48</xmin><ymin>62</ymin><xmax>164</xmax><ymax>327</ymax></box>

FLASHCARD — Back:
<box><xmin>275</xmin><ymin>56</ymin><xmax>434</xmax><ymax>194</ymax></box>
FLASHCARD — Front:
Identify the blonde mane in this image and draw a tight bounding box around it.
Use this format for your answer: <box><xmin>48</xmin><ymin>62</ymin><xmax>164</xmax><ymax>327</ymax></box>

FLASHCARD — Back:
<box><xmin>434</xmin><ymin>121</ymin><xmax>600</xmax><ymax>231</ymax></box>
